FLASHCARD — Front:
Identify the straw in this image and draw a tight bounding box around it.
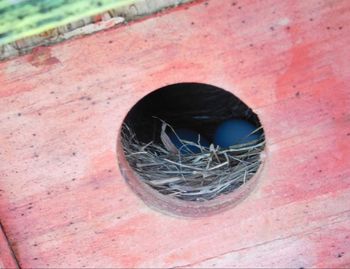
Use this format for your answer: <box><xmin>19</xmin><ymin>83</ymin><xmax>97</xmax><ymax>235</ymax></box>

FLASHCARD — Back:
<box><xmin>121</xmin><ymin>120</ymin><xmax>265</xmax><ymax>202</ymax></box>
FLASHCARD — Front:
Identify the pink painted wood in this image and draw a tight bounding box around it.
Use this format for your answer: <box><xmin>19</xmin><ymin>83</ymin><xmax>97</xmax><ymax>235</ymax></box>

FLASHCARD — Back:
<box><xmin>0</xmin><ymin>224</ymin><xmax>18</xmax><ymax>268</ymax></box>
<box><xmin>1</xmin><ymin>0</ymin><xmax>350</xmax><ymax>267</ymax></box>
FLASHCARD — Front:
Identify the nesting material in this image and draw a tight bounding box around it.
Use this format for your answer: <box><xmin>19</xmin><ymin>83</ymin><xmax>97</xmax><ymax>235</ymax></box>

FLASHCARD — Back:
<box><xmin>121</xmin><ymin>121</ymin><xmax>265</xmax><ymax>202</ymax></box>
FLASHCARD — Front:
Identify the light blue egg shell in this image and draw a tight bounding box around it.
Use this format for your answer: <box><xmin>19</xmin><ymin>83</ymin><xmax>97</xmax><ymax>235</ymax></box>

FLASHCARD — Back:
<box><xmin>168</xmin><ymin>128</ymin><xmax>209</xmax><ymax>154</ymax></box>
<box><xmin>214</xmin><ymin>119</ymin><xmax>260</xmax><ymax>148</ymax></box>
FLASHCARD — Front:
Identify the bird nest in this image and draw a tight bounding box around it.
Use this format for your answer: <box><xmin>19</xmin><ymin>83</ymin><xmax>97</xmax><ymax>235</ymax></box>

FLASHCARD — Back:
<box><xmin>121</xmin><ymin>121</ymin><xmax>264</xmax><ymax>202</ymax></box>
<box><xmin>120</xmin><ymin>83</ymin><xmax>265</xmax><ymax>202</ymax></box>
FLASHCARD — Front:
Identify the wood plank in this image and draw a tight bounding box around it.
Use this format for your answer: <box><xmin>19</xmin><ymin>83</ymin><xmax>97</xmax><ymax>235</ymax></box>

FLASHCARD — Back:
<box><xmin>0</xmin><ymin>0</ymin><xmax>349</xmax><ymax>267</ymax></box>
<box><xmin>0</xmin><ymin>0</ymin><xmax>192</xmax><ymax>60</ymax></box>
<box><xmin>0</xmin><ymin>223</ymin><xmax>19</xmax><ymax>269</ymax></box>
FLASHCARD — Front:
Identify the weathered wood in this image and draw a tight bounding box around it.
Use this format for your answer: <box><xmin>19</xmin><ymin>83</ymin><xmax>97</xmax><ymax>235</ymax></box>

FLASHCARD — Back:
<box><xmin>0</xmin><ymin>223</ymin><xmax>18</xmax><ymax>269</ymax></box>
<box><xmin>0</xmin><ymin>0</ymin><xmax>350</xmax><ymax>267</ymax></box>
<box><xmin>0</xmin><ymin>0</ymin><xmax>192</xmax><ymax>60</ymax></box>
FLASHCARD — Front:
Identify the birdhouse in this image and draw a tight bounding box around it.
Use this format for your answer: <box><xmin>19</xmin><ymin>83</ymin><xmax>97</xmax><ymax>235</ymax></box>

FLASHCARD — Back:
<box><xmin>0</xmin><ymin>0</ymin><xmax>350</xmax><ymax>268</ymax></box>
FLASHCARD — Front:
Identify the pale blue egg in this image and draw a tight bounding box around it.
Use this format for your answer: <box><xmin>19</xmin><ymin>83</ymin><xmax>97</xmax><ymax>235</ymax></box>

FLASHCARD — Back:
<box><xmin>214</xmin><ymin>119</ymin><xmax>260</xmax><ymax>148</ymax></box>
<box><xmin>168</xmin><ymin>128</ymin><xmax>209</xmax><ymax>154</ymax></box>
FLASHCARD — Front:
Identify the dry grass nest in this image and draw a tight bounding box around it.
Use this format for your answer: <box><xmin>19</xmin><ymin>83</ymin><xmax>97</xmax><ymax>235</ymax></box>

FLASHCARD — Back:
<box><xmin>121</xmin><ymin>120</ymin><xmax>265</xmax><ymax>202</ymax></box>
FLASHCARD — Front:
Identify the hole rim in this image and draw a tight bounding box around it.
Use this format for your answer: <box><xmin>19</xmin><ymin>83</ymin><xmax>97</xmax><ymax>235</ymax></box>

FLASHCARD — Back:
<box><xmin>117</xmin><ymin>82</ymin><xmax>266</xmax><ymax>217</ymax></box>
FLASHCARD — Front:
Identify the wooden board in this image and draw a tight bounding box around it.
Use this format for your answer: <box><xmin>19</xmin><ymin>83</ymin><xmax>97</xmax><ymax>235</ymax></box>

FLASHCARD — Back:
<box><xmin>0</xmin><ymin>0</ymin><xmax>350</xmax><ymax>267</ymax></box>
<box><xmin>0</xmin><ymin>223</ymin><xmax>18</xmax><ymax>268</ymax></box>
<box><xmin>0</xmin><ymin>0</ymin><xmax>192</xmax><ymax>60</ymax></box>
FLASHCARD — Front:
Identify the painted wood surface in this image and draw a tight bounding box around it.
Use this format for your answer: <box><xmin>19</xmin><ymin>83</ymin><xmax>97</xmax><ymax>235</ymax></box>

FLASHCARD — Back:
<box><xmin>0</xmin><ymin>223</ymin><xmax>18</xmax><ymax>269</ymax></box>
<box><xmin>0</xmin><ymin>0</ymin><xmax>192</xmax><ymax>60</ymax></box>
<box><xmin>0</xmin><ymin>0</ymin><xmax>350</xmax><ymax>267</ymax></box>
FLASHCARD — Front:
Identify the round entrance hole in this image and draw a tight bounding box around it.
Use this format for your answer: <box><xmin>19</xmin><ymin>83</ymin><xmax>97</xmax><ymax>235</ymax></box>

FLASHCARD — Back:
<box><xmin>117</xmin><ymin>83</ymin><xmax>265</xmax><ymax>217</ymax></box>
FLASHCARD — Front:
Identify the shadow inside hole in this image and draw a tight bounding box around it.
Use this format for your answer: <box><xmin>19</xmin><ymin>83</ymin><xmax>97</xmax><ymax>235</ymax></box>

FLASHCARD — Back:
<box><xmin>124</xmin><ymin>83</ymin><xmax>261</xmax><ymax>144</ymax></box>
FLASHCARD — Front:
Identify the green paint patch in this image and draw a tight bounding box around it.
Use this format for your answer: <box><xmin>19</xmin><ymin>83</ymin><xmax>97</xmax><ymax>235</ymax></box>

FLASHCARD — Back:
<box><xmin>0</xmin><ymin>0</ymin><xmax>136</xmax><ymax>45</ymax></box>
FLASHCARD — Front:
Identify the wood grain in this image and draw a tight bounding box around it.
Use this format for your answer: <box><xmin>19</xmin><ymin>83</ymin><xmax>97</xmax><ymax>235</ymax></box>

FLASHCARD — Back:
<box><xmin>0</xmin><ymin>223</ymin><xmax>18</xmax><ymax>269</ymax></box>
<box><xmin>0</xmin><ymin>0</ymin><xmax>350</xmax><ymax>267</ymax></box>
<box><xmin>0</xmin><ymin>0</ymin><xmax>192</xmax><ymax>60</ymax></box>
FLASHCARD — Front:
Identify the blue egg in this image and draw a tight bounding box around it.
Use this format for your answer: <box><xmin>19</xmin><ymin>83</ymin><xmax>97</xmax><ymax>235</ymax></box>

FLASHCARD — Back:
<box><xmin>214</xmin><ymin>119</ymin><xmax>261</xmax><ymax>148</ymax></box>
<box><xmin>168</xmin><ymin>128</ymin><xmax>209</xmax><ymax>154</ymax></box>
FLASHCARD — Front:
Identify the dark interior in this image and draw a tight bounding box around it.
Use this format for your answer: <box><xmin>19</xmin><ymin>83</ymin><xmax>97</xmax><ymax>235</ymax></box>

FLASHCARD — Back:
<box><xmin>123</xmin><ymin>83</ymin><xmax>262</xmax><ymax>144</ymax></box>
